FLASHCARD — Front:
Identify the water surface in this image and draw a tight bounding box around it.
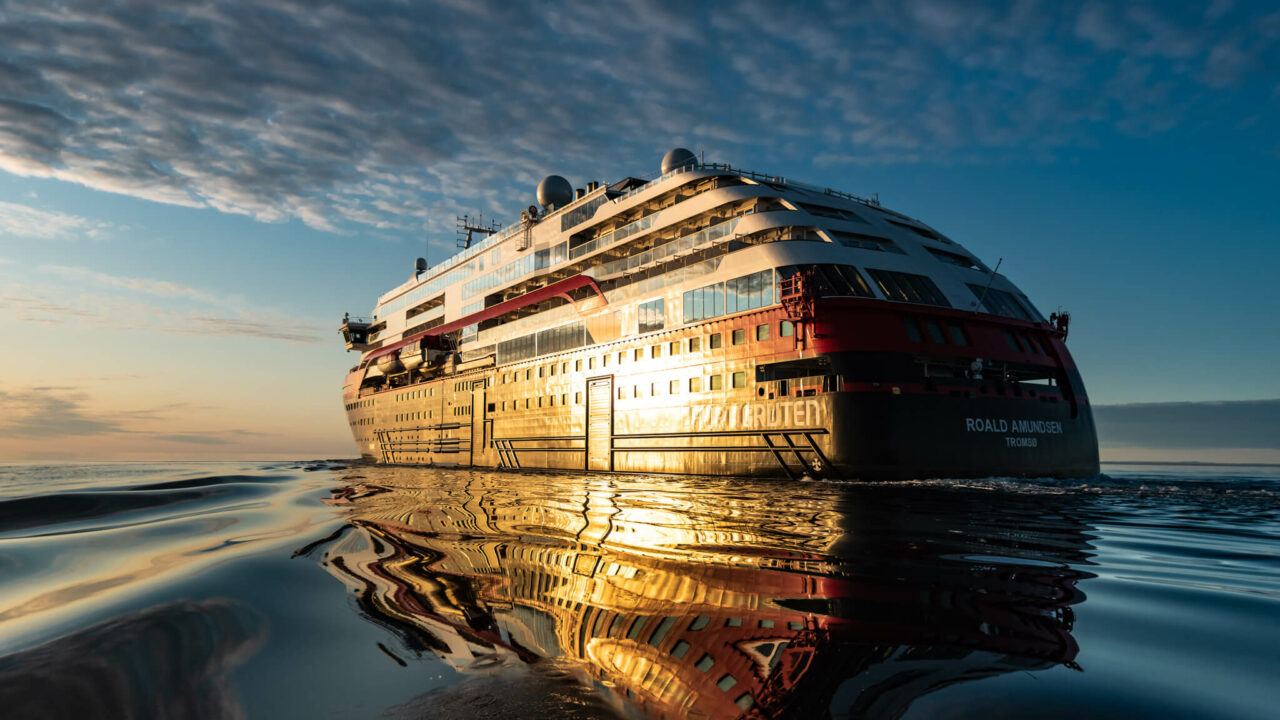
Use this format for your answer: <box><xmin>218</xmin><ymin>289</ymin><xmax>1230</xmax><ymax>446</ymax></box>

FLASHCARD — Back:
<box><xmin>0</xmin><ymin>461</ymin><xmax>1276</xmax><ymax>719</ymax></box>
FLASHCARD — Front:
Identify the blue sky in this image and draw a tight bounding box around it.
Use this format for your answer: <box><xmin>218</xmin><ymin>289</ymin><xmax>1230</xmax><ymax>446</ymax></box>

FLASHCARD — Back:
<box><xmin>0</xmin><ymin>0</ymin><xmax>1278</xmax><ymax>461</ymax></box>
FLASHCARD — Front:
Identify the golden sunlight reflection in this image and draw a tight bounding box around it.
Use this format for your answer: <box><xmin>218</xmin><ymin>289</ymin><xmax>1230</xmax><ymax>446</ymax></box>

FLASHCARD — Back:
<box><xmin>318</xmin><ymin>468</ymin><xmax>1091</xmax><ymax>718</ymax></box>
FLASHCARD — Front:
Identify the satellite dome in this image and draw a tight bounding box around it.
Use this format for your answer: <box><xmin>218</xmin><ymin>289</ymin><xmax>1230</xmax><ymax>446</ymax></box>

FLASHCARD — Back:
<box><xmin>661</xmin><ymin>148</ymin><xmax>697</xmax><ymax>174</ymax></box>
<box><xmin>536</xmin><ymin>175</ymin><xmax>573</xmax><ymax>210</ymax></box>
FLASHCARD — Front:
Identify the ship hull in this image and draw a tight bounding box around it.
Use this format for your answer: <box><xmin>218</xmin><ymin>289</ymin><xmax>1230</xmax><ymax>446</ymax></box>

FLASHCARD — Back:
<box><xmin>343</xmin><ymin>304</ymin><xmax>1100</xmax><ymax>481</ymax></box>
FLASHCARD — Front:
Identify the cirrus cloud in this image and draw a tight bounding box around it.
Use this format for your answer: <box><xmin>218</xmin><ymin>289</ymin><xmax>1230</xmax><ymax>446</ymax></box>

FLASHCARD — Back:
<box><xmin>0</xmin><ymin>0</ymin><xmax>1275</xmax><ymax>235</ymax></box>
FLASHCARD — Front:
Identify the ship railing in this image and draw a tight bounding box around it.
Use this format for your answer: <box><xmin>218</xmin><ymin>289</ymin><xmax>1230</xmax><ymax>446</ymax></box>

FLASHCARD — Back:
<box><xmin>589</xmin><ymin>217</ymin><xmax>742</xmax><ymax>279</ymax></box>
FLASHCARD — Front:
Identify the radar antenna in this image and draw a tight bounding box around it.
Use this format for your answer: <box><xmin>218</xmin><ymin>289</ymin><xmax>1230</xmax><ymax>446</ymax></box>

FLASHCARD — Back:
<box><xmin>456</xmin><ymin>213</ymin><xmax>501</xmax><ymax>249</ymax></box>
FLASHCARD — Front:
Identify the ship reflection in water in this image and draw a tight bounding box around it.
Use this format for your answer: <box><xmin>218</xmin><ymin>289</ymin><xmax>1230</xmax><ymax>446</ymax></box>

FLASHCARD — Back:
<box><xmin>314</xmin><ymin>469</ymin><xmax>1094</xmax><ymax>719</ymax></box>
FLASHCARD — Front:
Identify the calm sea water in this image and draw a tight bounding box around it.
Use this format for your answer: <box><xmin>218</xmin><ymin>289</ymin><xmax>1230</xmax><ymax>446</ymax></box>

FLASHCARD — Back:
<box><xmin>0</xmin><ymin>462</ymin><xmax>1276</xmax><ymax>719</ymax></box>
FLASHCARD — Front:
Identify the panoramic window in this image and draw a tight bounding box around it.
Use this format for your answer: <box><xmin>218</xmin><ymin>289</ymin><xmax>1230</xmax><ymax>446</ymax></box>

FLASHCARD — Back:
<box><xmin>683</xmin><ymin>269</ymin><xmax>774</xmax><ymax>323</ymax></box>
<box><xmin>867</xmin><ymin>269</ymin><xmax>951</xmax><ymax>307</ymax></box>
<box><xmin>967</xmin><ymin>284</ymin><xmax>1035</xmax><ymax>321</ymax></box>
<box><xmin>776</xmin><ymin>264</ymin><xmax>874</xmax><ymax>298</ymax></box>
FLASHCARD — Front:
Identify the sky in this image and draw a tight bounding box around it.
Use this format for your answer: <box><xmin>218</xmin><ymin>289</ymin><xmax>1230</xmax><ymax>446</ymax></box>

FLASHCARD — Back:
<box><xmin>0</xmin><ymin>0</ymin><xmax>1278</xmax><ymax>462</ymax></box>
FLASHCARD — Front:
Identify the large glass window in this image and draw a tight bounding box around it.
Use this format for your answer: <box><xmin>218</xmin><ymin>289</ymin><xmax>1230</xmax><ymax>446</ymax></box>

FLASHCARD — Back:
<box><xmin>638</xmin><ymin>298</ymin><xmax>665</xmax><ymax>333</ymax></box>
<box><xmin>867</xmin><ymin>269</ymin><xmax>951</xmax><ymax>307</ymax></box>
<box><xmin>683</xmin><ymin>269</ymin><xmax>774</xmax><ymax>323</ymax></box>
<box><xmin>967</xmin><ymin>284</ymin><xmax>1035</xmax><ymax>321</ymax></box>
<box><xmin>776</xmin><ymin>264</ymin><xmax>874</xmax><ymax>298</ymax></box>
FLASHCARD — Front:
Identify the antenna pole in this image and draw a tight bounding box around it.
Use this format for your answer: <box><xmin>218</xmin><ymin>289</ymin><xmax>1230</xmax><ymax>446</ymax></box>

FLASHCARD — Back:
<box><xmin>456</xmin><ymin>213</ymin><xmax>502</xmax><ymax>249</ymax></box>
<box><xmin>973</xmin><ymin>257</ymin><xmax>1003</xmax><ymax>313</ymax></box>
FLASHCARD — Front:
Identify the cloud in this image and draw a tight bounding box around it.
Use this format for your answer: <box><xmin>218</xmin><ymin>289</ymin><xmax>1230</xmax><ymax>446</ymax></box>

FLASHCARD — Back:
<box><xmin>2</xmin><ymin>266</ymin><xmax>325</xmax><ymax>343</ymax></box>
<box><xmin>1094</xmin><ymin>399</ymin><xmax>1280</xmax><ymax>450</ymax></box>
<box><xmin>0</xmin><ymin>0</ymin><xmax>1274</xmax><ymax>237</ymax></box>
<box><xmin>0</xmin><ymin>386</ymin><xmax>268</xmax><ymax>445</ymax></box>
<box><xmin>0</xmin><ymin>386</ymin><xmax>126</xmax><ymax>438</ymax></box>
<box><xmin>0</xmin><ymin>201</ymin><xmax>111</xmax><ymax>240</ymax></box>
<box><xmin>43</xmin><ymin>265</ymin><xmax>221</xmax><ymax>304</ymax></box>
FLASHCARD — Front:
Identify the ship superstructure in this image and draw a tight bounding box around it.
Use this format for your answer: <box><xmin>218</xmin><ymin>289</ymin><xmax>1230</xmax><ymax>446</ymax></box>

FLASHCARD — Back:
<box><xmin>339</xmin><ymin>149</ymin><xmax>1098</xmax><ymax>479</ymax></box>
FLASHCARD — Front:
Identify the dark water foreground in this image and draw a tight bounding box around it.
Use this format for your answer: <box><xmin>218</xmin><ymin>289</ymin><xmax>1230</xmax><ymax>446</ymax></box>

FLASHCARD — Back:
<box><xmin>0</xmin><ymin>462</ymin><xmax>1276</xmax><ymax>719</ymax></box>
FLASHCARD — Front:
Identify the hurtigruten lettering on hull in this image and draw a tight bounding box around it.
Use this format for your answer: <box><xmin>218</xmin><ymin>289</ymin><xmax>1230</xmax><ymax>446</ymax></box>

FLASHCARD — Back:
<box><xmin>338</xmin><ymin>148</ymin><xmax>1100</xmax><ymax>479</ymax></box>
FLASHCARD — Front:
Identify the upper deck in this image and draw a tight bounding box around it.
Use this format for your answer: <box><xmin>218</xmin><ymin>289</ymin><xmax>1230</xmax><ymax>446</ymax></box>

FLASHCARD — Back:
<box><xmin>347</xmin><ymin>150</ymin><xmax>1045</xmax><ymax>363</ymax></box>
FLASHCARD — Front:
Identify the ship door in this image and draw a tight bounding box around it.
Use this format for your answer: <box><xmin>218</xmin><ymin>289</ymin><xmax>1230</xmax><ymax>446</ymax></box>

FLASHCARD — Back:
<box><xmin>470</xmin><ymin>379</ymin><xmax>493</xmax><ymax>467</ymax></box>
<box><xmin>586</xmin><ymin>376</ymin><xmax>613</xmax><ymax>472</ymax></box>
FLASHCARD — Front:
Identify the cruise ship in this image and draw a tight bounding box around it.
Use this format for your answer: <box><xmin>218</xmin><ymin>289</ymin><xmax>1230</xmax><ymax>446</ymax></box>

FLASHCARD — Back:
<box><xmin>339</xmin><ymin>149</ymin><xmax>1099</xmax><ymax>479</ymax></box>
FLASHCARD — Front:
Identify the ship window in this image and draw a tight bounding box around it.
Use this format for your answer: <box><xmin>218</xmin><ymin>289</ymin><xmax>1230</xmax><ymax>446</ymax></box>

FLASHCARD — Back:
<box><xmin>695</xmin><ymin>654</ymin><xmax>715</xmax><ymax>672</ymax></box>
<box><xmin>549</xmin><ymin>364</ymin><xmax>556</xmax><ymax>376</ymax></box>
<box><xmin>671</xmin><ymin>641</ymin><xmax>691</xmax><ymax>659</ymax></box>
<box><xmin>501</xmin><ymin>401</ymin><xmax>507</xmax><ymax>411</ymax></box>
<box><xmin>575</xmin><ymin>392</ymin><xmax>582</xmax><ymax>404</ymax></box>
<box><xmin>669</xmin><ymin>341</ymin><xmax>680</xmax><ymax>355</ymax></box>
<box><xmin>638</xmin><ymin>298</ymin><xmax>665</xmax><ymax>334</ymax></box>
<box><xmin>538</xmin><ymin>396</ymin><xmax>543</xmax><ymax>407</ymax></box>
<box><xmin>756</xmin><ymin>324</ymin><xmax>769</xmax><ymax>341</ymax></box>
<box><xmin>634</xmin><ymin>385</ymin><xmax>643</xmax><ymax>398</ymax></box>
<box><xmin>948</xmin><ymin>321</ymin><xmax>969</xmax><ymax>346</ymax></box>
<box><xmin>525</xmin><ymin>369</ymin><xmax>532</xmax><ymax>380</ymax></box>
<box><xmin>732</xmin><ymin>371</ymin><xmax>747</xmax><ymax>388</ymax></box>
<box><xmin>926</xmin><ymin>319</ymin><xmax>946</xmax><ymax>343</ymax></box>
<box><xmin>618</xmin><ymin>387</ymin><xmax>627</xmax><ymax>399</ymax></box>
<box><xmin>1024</xmin><ymin>333</ymin><xmax>1044</xmax><ymax>354</ymax></box>
<box><xmin>780</xmin><ymin>320</ymin><xmax>794</xmax><ymax>337</ymax></box>
<box><xmin>902</xmin><ymin>316</ymin><xmax>923</xmax><ymax>342</ymax></box>
<box><xmin>538</xmin><ymin>366</ymin><xmax>545</xmax><ymax>378</ymax></box>
<box><xmin>868</xmin><ymin>269</ymin><xmax>951</xmax><ymax>307</ymax></box>
<box><xmin>634</xmin><ymin>348</ymin><xmax>643</xmax><ymax>361</ymax></box>
<box><xmin>777</xmin><ymin>264</ymin><xmax>874</xmax><ymax>298</ymax></box>
<box><xmin>575</xmin><ymin>359</ymin><xmax>582</xmax><ymax>372</ymax></box>
<box><xmin>618</xmin><ymin>351</ymin><xmax>626</xmax><ymax>364</ymax></box>
<box><xmin>798</xmin><ymin>202</ymin><xmax>868</xmax><ymax>223</ymax></box>
<box><xmin>670</xmin><ymin>379</ymin><xmax>680</xmax><ymax>394</ymax></box>
<box><xmin>626</xmin><ymin>616</ymin><xmax>648</xmax><ymax>641</ymax></box>
<box><xmin>732</xmin><ymin>329</ymin><xmax>746</xmax><ymax>345</ymax></box>
<box><xmin>929</xmin><ymin>247</ymin><xmax>982</xmax><ymax>269</ymax></box>
<box><xmin>1003</xmin><ymin>330</ymin><xmax>1024</xmax><ymax>352</ymax></box>
<box><xmin>651</xmin><ymin>345</ymin><xmax>661</xmax><ymax>359</ymax></box>
<box><xmin>648</xmin><ymin>617</ymin><xmax>677</xmax><ymax>647</ymax></box>
<box><xmin>759</xmin><ymin>619</ymin><xmax>775</xmax><ymax>629</ymax></box>
<box><xmin>562</xmin><ymin>393</ymin><xmax>568</xmax><ymax>406</ymax></box>
<box><xmin>651</xmin><ymin>382</ymin><xmax>660</xmax><ymax>396</ymax></box>
<box><xmin>717</xmin><ymin>674</ymin><xmax>738</xmax><ymax>691</ymax></box>
<box><xmin>589</xmin><ymin>357</ymin><xmax>596</xmax><ymax>370</ymax></box>
<box><xmin>689</xmin><ymin>337</ymin><xmax>701</xmax><ymax>352</ymax></box>
<box><xmin>709</xmin><ymin>333</ymin><xmax>723</xmax><ymax>349</ymax></box>
<box><xmin>736</xmin><ymin>694</ymin><xmax>755</xmax><ymax>710</ymax></box>
<box><xmin>726</xmin><ymin>617</ymin><xmax>742</xmax><ymax>627</ymax></box>
<box><xmin>602</xmin><ymin>354</ymin><xmax>610</xmax><ymax>366</ymax></box>
<box><xmin>525</xmin><ymin>398</ymin><xmax>530</xmax><ymax>409</ymax></box>
<box><xmin>967</xmin><ymin>284</ymin><xmax>1035</xmax><ymax>321</ymax></box>
<box><xmin>689</xmin><ymin>377</ymin><xmax>702</xmax><ymax>392</ymax></box>
<box><xmin>549</xmin><ymin>395</ymin><xmax>555</xmax><ymax>407</ymax></box>
<box><xmin>562</xmin><ymin>362</ymin><xmax>568</xmax><ymax>373</ymax></box>
<box><xmin>828</xmin><ymin>230</ymin><xmax>902</xmax><ymax>253</ymax></box>
<box><xmin>710</xmin><ymin>375</ymin><xmax>723</xmax><ymax>390</ymax></box>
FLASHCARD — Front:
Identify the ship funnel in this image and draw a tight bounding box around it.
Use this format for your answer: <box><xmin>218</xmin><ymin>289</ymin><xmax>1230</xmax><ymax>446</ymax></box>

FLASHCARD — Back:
<box><xmin>661</xmin><ymin>147</ymin><xmax>697</xmax><ymax>174</ymax></box>
<box><xmin>536</xmin><ymin>175</ymin><xmax>573</xmax><ymax>211</ymax></box>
